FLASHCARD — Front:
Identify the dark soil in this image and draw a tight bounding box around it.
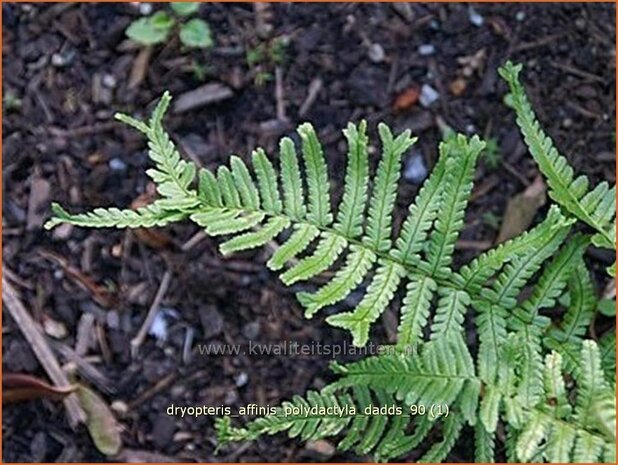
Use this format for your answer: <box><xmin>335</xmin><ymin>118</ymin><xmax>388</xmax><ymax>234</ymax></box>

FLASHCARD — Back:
<box><xmin>2</xmin><ymin>2</ymin><xmax>615</xmax><ymax>463</ymax></box>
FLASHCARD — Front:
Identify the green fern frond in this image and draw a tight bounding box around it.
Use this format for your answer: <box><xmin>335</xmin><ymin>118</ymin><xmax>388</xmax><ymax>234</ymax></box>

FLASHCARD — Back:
<box><xmin>44</xmin><ymin>201</ymin><xmax>190</xmax><ymax>230</ymax></box>
<box><xmin>46</xmin><ymin>92</ymin><xmax>579</xmax><ymax>350</ymax></box>
<box><xmin>426</xmin><ymin>135</ymin><xmax>484</xmax><ymax>277</ymax></box>
<box><xmin>499</xmin><ymin>62</ymin><xmax>616</xmax><ymax>256</ymax></box>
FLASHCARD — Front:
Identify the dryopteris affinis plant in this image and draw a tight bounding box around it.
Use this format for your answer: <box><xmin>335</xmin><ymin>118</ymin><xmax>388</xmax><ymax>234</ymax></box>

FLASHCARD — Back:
<box><xmin>45</xmin><ymin>61</ymin><xmax>616</xmax><ymax>462</ymax></box>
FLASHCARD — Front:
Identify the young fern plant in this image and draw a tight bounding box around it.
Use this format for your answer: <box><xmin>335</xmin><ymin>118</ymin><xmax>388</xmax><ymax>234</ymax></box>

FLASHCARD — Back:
<box><xmin>45</xmin><ymin>62</ymin><xmax>615</xmax><ymax>462</ymax></box>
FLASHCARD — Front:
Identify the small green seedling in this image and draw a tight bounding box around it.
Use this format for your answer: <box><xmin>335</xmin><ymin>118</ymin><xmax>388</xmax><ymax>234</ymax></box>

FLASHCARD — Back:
<box><xmin>481</xmin><ymin>136</ymin><xmax>501</xmax><ymax>170</ymax></box>
<box><xmin>246</xmin><ymin>37</ymin><xmax>288</xmax><ymax>86</ymax></box>
<box><xmin>126</xmin><ymin>3</ymin><xmax>213</xmax><ymax>49</ymax></box>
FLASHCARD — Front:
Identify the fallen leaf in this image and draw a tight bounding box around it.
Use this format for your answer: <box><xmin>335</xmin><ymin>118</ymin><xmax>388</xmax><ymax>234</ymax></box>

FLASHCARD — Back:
<box><xmin>393</xmin><ymin>86</ymin><xmax>420</xmax><ymax>112</ymax></box>
<box><xmin>128</xmin><ymin>46</ymin><xmax>152</xmax><ymax>90</ymax></box>
<box><xmin>497</xmin><ymin>176</ymin><xmax>546</xmax><ymax>243</ymax></box>
<box><xmin>3</xmin><ymin>373</ymin><xmax>77</xmax><ymax>404</ymax></box>
<box><xmin>76</xmin><ymin>385</ymin><xmax>122</xmax><ymax>456</ymax></box>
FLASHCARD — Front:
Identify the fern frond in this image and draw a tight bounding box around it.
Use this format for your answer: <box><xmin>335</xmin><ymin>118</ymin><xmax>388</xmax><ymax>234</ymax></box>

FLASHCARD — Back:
<box><xmin>549</xmin><ymin>261</ymin><xmax>597</xmax><ymax>343</ymax></box>
<box><xmin>474</xmin><ymin>421</ymin><xmax>495</xmax><ymax>462</ymax></box>
<box><xmin>230</xmin><ymin>155</ymin><xmax>260</xmax><ymax>210</ymax></box>
<box><xmin>266</xmin><ymin>224</ymin><xmax>320</xmax><ymax>271</ymax></box>
<box><xmin>298</xmin><ymin>123</ymin><xmax>332</xmax><ymax>226</ymax></box>
<box><xmin>44</xmin><ymin>201</ymin><xmax>190</xmax><ymax>230</ymax></box>
<box><xmin>297</xmin><ymin>246</ymin><xmax>376</xmax><ymax>318</ymax></box>
<box><xmin>507</xmin><ymin>344</ymin><xmax>615</xmax><ymax>463</ymax></box>
<box><xmin>363</xmin><ymin>124</ymin><xmax>416</xmax><ymax>252</ymax></box>
<box><xmin>426</xmin><ymin>135</ymin><xmax>485</xmax><ymax>278</ymax></box>
<box><xmin>279</xmin><ymin>137</ymin><xmax>306</xmax><ymax>220</ymax></box>
<box><xmin>198</xmin><ymin>168</ymin><xmax>223</xmax><ymax>207</ymax></box>
<box><xmin>279</xmin><ymin>232</ymin><xmax>347</xmax><ymax>285</ymax></box>
<box><xmin>334</xmin><ymin>121</ymin><xmax>369</xmax><ymax>238</ymax></box>
<box><xmin>215</xmin><ymin>385</ymin><xmax>436</xmax><ymax>462</ymax></box>
<box><xmin>391</xmin><ymin>144</ymin><xmax>447</xmax><ymax>266</ymax></box>
<box><xmin>417</xmin><ymin>415</ymin><xmax>464</xmax><ymax>463</ymax></box>
<box><xmin>429</xmin><ymin>288</ymin><xmax>470</xmax><ymax>339</ymax></box>
<box><xmin>454</xmin><ymin>205</ymin><xmax>572</xmax><ymax>292</ymax></box>
<box><xmin>219</xmin><ymin>217</ymin><xmax>290</xmax><ymax>256</ymax></box>
<box><xmin>499</xmin><ymin>61</ymin><xmax>616</xmax><ymax>252</ymax></box>
<box><xmin>512</xmin><ymin>234</ymin><xmax>588</xmax><ymax>325</ymax></box>
<box><xmin>117</xmin><ymin>92</ymin><xmax>199</xmax><ymax>204</ymax></box>
<box><xmin>396</xmin><ymin>277</ymin><xmax>437</xmax><ymax>349</ymax></box>
<box><xmin>327</xmin><ymin>260</ymin><xmax>405</xmax><ymax>346</ymax></box>
<box><xmin>251</xmin><ymin>148</ymin><xmax>282</xmax><ymax>214</ymax></box>
<box><xmin>328</xmin><ymin>335</ymin><xmax>476</xmax><ymax>409</ymax></box>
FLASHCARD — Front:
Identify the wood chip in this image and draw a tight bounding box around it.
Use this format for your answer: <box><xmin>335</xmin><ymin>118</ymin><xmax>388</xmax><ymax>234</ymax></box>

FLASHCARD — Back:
<box><xmin>172</xmin><ymin>83</ymin><xmax>234</xmax><ymax>114</ymax></box>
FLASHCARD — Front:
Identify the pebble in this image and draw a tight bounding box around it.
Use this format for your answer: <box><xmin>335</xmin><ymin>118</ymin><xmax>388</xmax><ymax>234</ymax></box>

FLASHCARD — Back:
<box><xmin>418</xmin><ymin>44</ymin><xmax>435</xmax><ymax>56</ymax></box>
<box><xmin>138</xmin><ymin>2</ymin><xmax>153</xmax><ymax>15</ymax></box>
<box><xmin>102</xmin><ymin>74</ymin><xmax>117</xmax><ymax>89</ymax></box>
<box><xmin>468</xmin><ymin>7</ymin><xmax>484</xmax><ymax>27</ymax></box>
<box><xmin>404</xmin><ymin>152</ymin><xmax>428</xmax><ymax>184</ymax></box>
<box><xmin>109</xmin><ymin>157</ymin><xmax>127</xmax><ymax>171</ymax></box>
<box><xmin>368</xmin><ymin>43</ymin><xmax>385</xmax><ymax>63</ymax></box>
<box><xmin>305</xmin><ymin>439</ymin><xmax>336</xmax><ymax>458</ymax></box>
<box><xmin>51</xmin><ymin>50</ymin><xmax>74</xmax><ymax>67</ymax></box>
<box><xmin>235</xmin><ymin>372</ymin><xmax>249</xmax><ymax>387</ymax></box>
<box><xmin>515</xmin><ymin>11</ymin><xmax>526</xmax><ymax>22</ymax></box>
<box><xmin>419</xmin><ymin>84</ymin><xmax>439</xmax><ymax>107</ymax></box>
<box><xmin>149</xmin><ymin>308</ymin><xmax>179</xmax><ymax>342</ymax></box>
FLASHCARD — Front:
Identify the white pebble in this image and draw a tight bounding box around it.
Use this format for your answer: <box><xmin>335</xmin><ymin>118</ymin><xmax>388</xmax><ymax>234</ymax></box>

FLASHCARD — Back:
<box><xmin>404</xmin><ymin>153</ymin><xmax>428</xmax><ymax>184</ymax></box>
<box><xmin>138</xmin><ymin>2</ymin><xmax>153</xmax><ymax>15</ymax></box>
<box><xmin>419</xmin><ymin>84</ymin><xmax>439</xmax><ymax>107</ymax></box>
<box><xmin>368</xmin><ymin>43</ymin><xmax>385</xmax><ymax>63</ymax></box>
<box><xmin>469</xmin><ymin>7</ymin><xmax>484</xmax><ymax>27</ymax></box>
<box><xmin>418</xmin><ymin>44</ymin><xmax>435</xmax><ymax>56</ymax></box>
<box><xmin>109</xmin><ymin>158</ymin><xmax>127</xmax><ymax>171</ymax></box>
<box><xmin>235</xmin><ymin>372</ymin><xmax>249</xmax><ymax>387</ymax></box>
<box><xmin>515</xmin><ymin>11</ymin><xmax>526</xmax><ymax>22</ymax></box>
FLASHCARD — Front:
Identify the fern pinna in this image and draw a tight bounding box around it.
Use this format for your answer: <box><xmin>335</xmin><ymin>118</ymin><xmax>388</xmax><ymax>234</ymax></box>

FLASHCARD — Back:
<box><xmin>46</xmin><ymin>62</ymin><xmax>616</xmax><ymax>463</ymax></box>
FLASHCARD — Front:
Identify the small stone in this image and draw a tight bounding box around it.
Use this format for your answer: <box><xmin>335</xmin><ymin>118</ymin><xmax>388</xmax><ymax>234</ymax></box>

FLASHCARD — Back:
<box><xmin>109</xmin><ymin>158</ymin><xmax>127</xmax><ymax>171</ymax></box>
<box><xmin>575</xmin><ymin>18</ymin><xmax>586</xmax><ymax>30</ymax></box>
<box><xmin>52</xmin><ymin>223</ymin><xmax>73</xmax><ymax>241</ymax></box>
<box><xmin>51</xmin><ymin>49</ymin><xmax>75</xmax><ymax>67</ymax></box>
<box><xmin>419</xmin><ymin>84</ymin><xmax>439</xmax><ymax>107</ymax></box>
<box><xmin>468</xmin><ymin>7</ymin><xmax>484</xmax><ymax>27</ymax></box>
<box><xmin>404</xmin><ymin>152</ymin><xmax>428</xmax><ymax>184</ymax></box>
<box><xmin>111</xmin><ymin>400</ymin><xmax>129</xmax><ymax>416</ymax></box>
<box><xmin>234</xmin><ymin>372</ymin><xmax>249</xmax><ymax>387</ymax></box>
<box><xmin>368</xmin><ymin>43</ymin><xmax>385</xmax><ymax>63</ymax></box>
<box><xmin>305</xmin><ymin>439</ymin><xmax>336</xmax><ymax>458</ymax></box>
<box><xmin>515</xmin><ymin>11</ymin><xmax>526</xmax><ymax>22</ymax></box>
<box><xmin>138</xmin><ymin>2</ymin><xmax>153</xmax><ymax>15</ymax></box>
<box><xmin>418</xmin><ymin>44</ymin><xmax>435</xmax><ymax>56</ymax></box>
<box><xmin>102</xmin><ymin>74</ymin><xmax>117</xmax><ymax>89</ymax></box>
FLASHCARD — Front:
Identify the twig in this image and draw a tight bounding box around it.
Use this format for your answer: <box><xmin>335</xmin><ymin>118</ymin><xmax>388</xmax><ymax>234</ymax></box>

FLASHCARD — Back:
<box><xmin>275</xmin><ymin>66</ymin><xmax>287</xmax><ymax>122</ymax></box>
<box><xmin>299</xmin><ymin>77</ymin><xmax>323</xmax><ymax>118</ymax></box>
<box><xmin>130</xmin><ymin>269</ymin><xmax>172</xmax><ymax>358</ymax></box>
<box><xmin>2</xmin><ymin>274</ymin><xmax>86</xmax><ymax>427</ymax></box>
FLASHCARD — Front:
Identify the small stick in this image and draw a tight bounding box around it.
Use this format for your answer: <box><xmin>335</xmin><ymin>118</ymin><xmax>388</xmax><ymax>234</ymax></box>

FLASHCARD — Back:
<box><xmin>275</xmin><ymin>66</ymin><xmax>287</xmax><ymax>122</ymax></box>
<box><xmin>2</xmin><ymin>274</ymin><xmax>86</xmax><ymax>427</ymax></box>
<box><xmin>130</xmin><ymin>269</ymin><xmax>172</xmax><ymax>358</ymax></box>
